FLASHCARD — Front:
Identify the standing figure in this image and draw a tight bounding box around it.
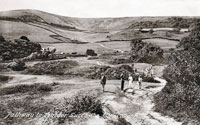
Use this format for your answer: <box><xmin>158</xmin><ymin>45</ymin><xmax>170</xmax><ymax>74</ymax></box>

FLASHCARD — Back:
<box><xmin>149</xmin><ymin>65</ymin><xmax>153</xmax><ymax>77</ymax></box>
<box><xmin>138</xmin><ymin>75</ymin><xmax>143</xmax><ymax>89</ymax></box>
<box><xmin>132</xmin><ymin>63</ymin><xmax>137</xmax><ymax>73</ymax></box>
<box><xmin>120</xmin><ymin>72</ymin><xmax>125</xmax><ymax>91</ymax></box>
<box><xmin>145</xmin><ymin>68</ymin><xmax>149</xmax><ymax>76</ymax></box>
<box><xmin>150</xmin><ymin>68</ymin><xmax>154</xmax><ymax>77</ymax></box>
<box><xmin>100</xmin><ymin>73</ymin><xmax>106</xmax><ymax>92</ymax></box>
<box><xmin>128</xmin><ymin>74</ymin><xmax>133</xmax><ymax>89</ymax></box>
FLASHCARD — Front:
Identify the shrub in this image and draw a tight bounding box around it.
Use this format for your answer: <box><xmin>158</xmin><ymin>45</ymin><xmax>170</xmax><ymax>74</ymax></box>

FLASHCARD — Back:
<box><xmin>0</xmin><ymin>75</ymin><xmax>10</xmax><ymax>82</ymax></box>
<box><xmin>51</xmin><ymin>82</ymin><xmax>60</xmax><ymax>86</ymax></box>
<box><xmin>0</xmin><ymin>36</ymin><xmax>41</xmax><ymax>61</ymax></box>
<box><xmin>63</xmin><ymin>94</ymin><xmax>103</xmax><ymax>116</ymax></box>
<box><xmin>20</xmin><ymin>36</ymin><xmax>30</xmax><ymax>41</ymax></box>
<box><xmin>86</xmin><ymin>49</ymin><xmax>97</xmax><ymax>56</ymax></box>
<box><xmin>154</xmin><ymin>23</ymin><xmax>200</xmax><ymax>123</ymax></box>
<box><xmin>25</xmin><ymin>60</ymin><xmax>78</xmax><ymax>75</ymax></box>
<box><xmin>179</xmin><ymin>23</ymin><xmax>200</xmax><ymax>50</ymax></box>
<box><xmin>58</xmin><ymin>94</ymin><xmax>103</xmax><ymax>123</ymax></box>
<box><xmin>37</xmin><ymin>84</ymin><xmax>52</xmax><ymax>92</ymax></box>
<box><xmin>143</xmin><ymin>76</ymin><xmax>160</xmax><ymax>83</ymax></box>
<box><xmin>86</xmin><ymin>65</ymin><xmax>136</xmax><ymax>80</ymax></box>
<box><xmin>149</xmin><ymin>29</ymin><xmax>154</xmax><ymax>34</ymax></box>
<box><xmin>130</xmin><ymin>39</ymin><xmax>164</xmax><ymax>64</ymax></box>
<box><xmin>0</xmin><ymin>83</ymin><xmax>52</xmax><ymax>95</ymax></box>
<box><xmin>0</xmin><ymin>35</ymin><xmax>5</xmax><ymax>42</ymax></box>
<box><xmin>8</xmin><ymin>59</ymin><xmax>26</xmax><ymax>71</ymax></box>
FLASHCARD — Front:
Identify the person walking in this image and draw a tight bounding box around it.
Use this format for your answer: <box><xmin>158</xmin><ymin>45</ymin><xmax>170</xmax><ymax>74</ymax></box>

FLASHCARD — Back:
<box><xmin>138</xmin><ymin>75</ymin><xmax>143</xmax><ymax>89</ymax></box>
<box><xmin>100</xmin><ymin>73</ymin><xmax>106</xmax><ymax>92</ymax></box>
<box><xmin>128</xmin><ymin>74</ymin><xmax>133</xmax><ymax>89</ymax></box>
<box><xmin>132</xmin><ymin>63</ymin><xmax>137</xmax><ymax>74</ymax></box>
<box><xmin>120</xmin><ymin>72</ymin><xmax>125</xmax><ymax>91</ymax></box>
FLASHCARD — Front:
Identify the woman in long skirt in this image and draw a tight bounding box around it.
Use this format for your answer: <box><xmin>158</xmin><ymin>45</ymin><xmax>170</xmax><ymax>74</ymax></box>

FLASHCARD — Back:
<box><xmin>128</xmin><ymin>74</ymin><xmax>133</xmax><ymax>89</ymax></box>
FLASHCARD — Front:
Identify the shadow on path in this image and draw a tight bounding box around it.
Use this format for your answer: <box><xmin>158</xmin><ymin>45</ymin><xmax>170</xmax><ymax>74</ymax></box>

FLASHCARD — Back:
<box><xmin>103</xmin><ymin>90</ymin><xmax>116</xmax><ymax>94</ymax></box>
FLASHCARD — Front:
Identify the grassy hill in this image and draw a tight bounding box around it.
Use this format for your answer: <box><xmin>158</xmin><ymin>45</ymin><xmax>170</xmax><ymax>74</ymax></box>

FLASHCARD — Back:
<box><xmin>0</xmin><ymin>9</ymin><xmax>198</xmax><ymax>55</ymax></box>
<box><xmin>0</xmin><ymin>9</ymin><xmax>196</xmax><ymax>43</ymax></box>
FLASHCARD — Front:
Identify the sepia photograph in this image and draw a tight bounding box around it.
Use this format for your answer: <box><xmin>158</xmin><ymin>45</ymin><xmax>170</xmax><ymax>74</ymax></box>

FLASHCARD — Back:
<box><xmin>0</xmin><ymin>0</ymin><xmax>200</xmax><ymax>125</ymax></box>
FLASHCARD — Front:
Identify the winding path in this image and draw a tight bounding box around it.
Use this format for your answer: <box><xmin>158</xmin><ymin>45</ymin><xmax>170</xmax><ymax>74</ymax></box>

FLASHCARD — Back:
<box><xmin>96</xmin><ymin>77</ymin><xmax>182</xmax><ymax>125</ymax></box>
<box><xmin>0</xmin><ymin>58</ymin><xmax>181</xmax><ymax>125</ymax></box>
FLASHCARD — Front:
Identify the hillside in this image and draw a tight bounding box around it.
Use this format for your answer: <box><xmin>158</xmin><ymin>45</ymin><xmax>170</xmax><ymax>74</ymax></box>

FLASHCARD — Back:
<box><xmin>0</xmin><ymin>9</ymin><xmax>197</xmax><ymax>45</ymax></box>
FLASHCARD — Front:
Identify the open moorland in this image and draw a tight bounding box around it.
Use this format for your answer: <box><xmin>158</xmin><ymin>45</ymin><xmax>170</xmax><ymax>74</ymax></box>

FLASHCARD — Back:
<box><xmin>0</xmin><ymin>10</ymin><xmax>200</xmax><ymax>125</ymax></box>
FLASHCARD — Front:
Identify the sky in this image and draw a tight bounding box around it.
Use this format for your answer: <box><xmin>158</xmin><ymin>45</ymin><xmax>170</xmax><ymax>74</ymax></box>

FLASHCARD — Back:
<box><xmin>0</xmin><ymin>0</ymin><xmax>200</xmax><ymax>17</ymax></box>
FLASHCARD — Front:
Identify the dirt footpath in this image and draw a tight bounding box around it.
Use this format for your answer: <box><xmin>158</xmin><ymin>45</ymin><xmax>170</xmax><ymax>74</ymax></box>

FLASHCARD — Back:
<box><xmin>1</xmin><ymin>70</ymin><xmax>182</xmax><ymax>125</ymax></box>
<box><xmin>0</xmin><ymin>57</ymin><xmax>180</xmax><ymax>125</ymax></box>
<box><xmin>94</xmin><ymin>78</ymin><xmax>182</xmax><ymax>125</ymax></box>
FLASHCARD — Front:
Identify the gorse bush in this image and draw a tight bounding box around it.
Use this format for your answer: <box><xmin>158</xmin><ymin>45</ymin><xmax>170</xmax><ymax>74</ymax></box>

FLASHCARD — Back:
<box><xmin>0</xmin><ymin>36</ymin><xmax>41</xmax><ymax>61</ymax></box>
<box><xmin>63</xmin><ymin>94</ymin><xmax>103</xmax><ymax>116</ymax></box>
<box><xmin>179</xmin><ymin>23</ymin><xmax>200</xmax><ymax>50</ymax></box>
<box><xmin>0</xmin><ymin>83</ymin><xmax>52</xmax><ymax>95</ymax></box>
<box><xmin>25</xmin><ymin>60</ymin><xmax>78</xmax><ymax>75</ymax></box>
<box><xmin>143</xmin><ymin>76</ymin><xmax>160</xmax><ymax>83</ymax></box>
<box><xmin>58</xmin><ymin>93</ymin><xmax>103</xmax><ymax>123</ymax></box>
<box><xmin>154</xmin><ymin>23</ymin><xmax>200</xmax><ymax>123</ymax></box>
<box><xmin>0</xmin><ymin>75</ymin><xmax>10</xmax><ymax>82</ymax></box>
<box><xmin>130</xmin><ymin>39</ymin><xmax>164</xmax><ymax>64</ymax></box>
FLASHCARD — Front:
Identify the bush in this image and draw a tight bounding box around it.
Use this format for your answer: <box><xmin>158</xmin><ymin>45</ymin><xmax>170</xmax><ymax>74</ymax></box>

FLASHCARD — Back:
<box><xmin>130</xmin><ymin>39</ymin><xmax>163</xmax><ymax>63</ymax></box>
<box><xmin>86</xmin><ymin>65</ymin><xmax>136</xmax><ymax>80</ymax></box>
<box><xmin>25</xmin><ymin>60</ymin><xmax>78</xmax><ymax>75</ymax></box>
<box><xmin>20</xmin><ymin>36</ymin><xmax>30</xmax><ymax>41</ymax></box>
<box><xmin>0</xmin><ymin>83</ymin><xmax>52</xmax><ymax>95</ymax></box>
<box><xmin>86</xmin><ymin>49</ymin><xmax>97</xmax><ymax>56</ymax></box>
<box><xmin>154</xmin><ymin>23</ymin><xmax>200</xmax><ymax>123</ymax></box>
<box><xmin>149</xmin><ymin>29</ymin><xmax>154</xmax><ymax>34</ymax></box>
<box><xmin>0</xmin><ymin>36</ymin><xmax>41</xmax><ymax>61</ymax></box>
<box><xmin>37</xmin><ymin>84</ymin><xmax>52</xmax><ymax>92</ymax></box>
<box><xmin>64</xmin><ymin>95</ymin><xmax>103</xmax><ymax>116</ymax></box>
<box><xmin>0</xmin><ymin>75</ymin><xmax>10</xmax><ymax>82</ymax></box>
<box><xmin>8</xmin><ymin>60</ymin><xmax>26</xmax><ymax>71</ymax></box>
<box><xmin>0</xmin><ymin>35</ymin><xmax>5</xmax><ymax>42</ymax></box>
<box><xmin>143</xmin><ymin>76</ymin><xmax>160</xmax><ymax>83</ymax></box>
<box><xmin>179</xmin><ymin>23</ymin><xmax>200</xmax><ymax>50</ymax></box>
<box><xmin>58</xmin><ymin>94</ymin><xmax>103</xmax><ymax>123</ymax></box>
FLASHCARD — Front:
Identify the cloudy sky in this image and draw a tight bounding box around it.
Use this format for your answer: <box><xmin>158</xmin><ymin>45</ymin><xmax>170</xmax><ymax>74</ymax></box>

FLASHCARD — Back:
<box><xmin>0</xmin><ymin>0</ymin><xmax>200</xmax><ymax>17</ymax></box>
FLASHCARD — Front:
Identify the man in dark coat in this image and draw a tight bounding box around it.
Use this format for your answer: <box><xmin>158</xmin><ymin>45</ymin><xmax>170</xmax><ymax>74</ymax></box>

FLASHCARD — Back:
<box><xmin>120</xmin><ymin>72</ymin><xmax>125</xmax><ymax>91</ymax></box>
<box><xmin>100</xmin><ymin>73</ymin><xmax>106</xmax><ymax>92</ymax></box>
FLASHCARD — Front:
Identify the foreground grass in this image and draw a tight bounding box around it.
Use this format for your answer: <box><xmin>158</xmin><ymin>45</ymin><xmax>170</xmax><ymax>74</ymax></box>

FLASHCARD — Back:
<box><xmin>0</xmin><ymin>82</ymin><xmax>132</xmax><ymax>125</ymax></box>
<box><xmin>0</xmin><ymin>83</ymin><xmax>54</xmax><ymax>124</ymax></box>
<box><xmin>0</xmin><ymin>83</ymin><xmax>105</xmax><ymax>125</ymax></box>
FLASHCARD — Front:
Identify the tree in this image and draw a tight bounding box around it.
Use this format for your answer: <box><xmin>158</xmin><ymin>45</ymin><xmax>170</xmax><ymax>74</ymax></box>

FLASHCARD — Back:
<box><xmin>0</xmin><ymin>35</ymin><xmax>5</xmax><ymax>42</ymax></box>
<box><xmin>20</xmin><ymin>36</ymin><xmax>30</xmax><ymax>41</ymax></box>
<box><xmin>149</xmin><ymin>29</ymin><xmax>154</xmax><ymax>34</ymax></box>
